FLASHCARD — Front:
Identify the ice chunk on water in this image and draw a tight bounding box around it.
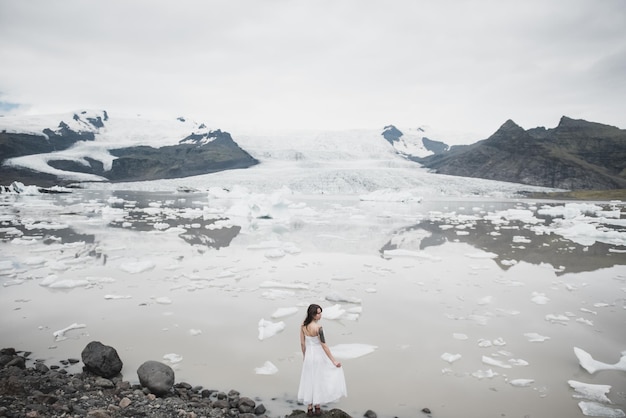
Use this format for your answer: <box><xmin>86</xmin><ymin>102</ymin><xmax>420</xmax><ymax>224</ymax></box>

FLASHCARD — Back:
<box><xmin>326</xmin><ymin>291</ymin><xmax>361</xmax><ymax>304</ymax></box>
<box><xmin>546</xmin><ymin>314</ymin><xmax>570</xmax><ymax>324</ymax></box>
<box><xmin>53</xmin><ymin>323</ymin><xmax>86</xmax><ymax>341</ymax></box>
<box><xmin>258</xmin><ymin>319</ymin><xmax>285</xmax><ymax>340</ymax></box>
<box><xmin>578</xmin><ymin>401</ymin><xmax>625</xmax><ymax>418</ymax></box>
<box><xmin>330</xmin><ymin>344</ymin><xmax>377</xmax><ymax>359</ymax></box>
<box><xmin>163</xmin><ymin>353</ymin><xmax>183</xmax><ymax>363</ymax></box>
<box><xmin>153</xmin><ymin>222</ymin><xmax>170</xmax><ymax>231</ymax></box>
<box><xmin>574</xmin><ymin>347</ymin><xmax>626</xmax><ymax>374</ymax></box>
<box><xmin>453</xmin><ymin>333</ymin><xmax>468</xmax><ymax>340</ymax></box>
<box><xmin>482</xmin><ymin>356</ymin><xmax>512</xmax><ymax>369</ymax></box>
<box><xmin>271</xmin><ymin>307</ymin><xmax>299</xmax><ymax>318</ymax></box>
<box><xmin>509</xmin><ymin>379</ymin><xmax>534</xmax><ymax>387</ymax></box>
<box><xmin>255</xmin><ymin>361</ymin><xmax>279</xmax><ymax>375</ymax></box>
<box><xmin>531</xmin><ymin>292</ymin><xmax>550</xmax><ymax>304</ymax></box>
<box><xmin>441</xmin><ymin>353</ymin><xmax>462</xmax><ymax>363</ymax></box>
<box><xmin>323</xmin><ymin>304</ymin><xmax>346</xmax><ymax>320</ymax></box>
<box><xmin>472</xmin><ymin>369</ymin><xmax>499</xmax><ymax>379</ymax></box>
<box><xmin>569</xmin><ymin>380</ymin><xmax>612</xmax><ymax>403</ymax></box>
<box><xmin>48</xmin><ymin>279</ymin><xmax>90</xmax><ymax>289</ymax></box>
<box><xmin>264</xmin><ymin>248</ymin><xmax>285</xmax><ymax>259</ymax></box>
<box><xmin>524</xmin><ymin>332</ymin><xmax>550</xmax><ymax>342</ymax></box>
<box><xmin>259</xmin><ymin>281</ymin><xmax>308</xmax><ymax>290</ymax></box>
<box><xmin>261</xmin><ymin>289</ymin><xmax>295</xmax><ymax>299</ymax></box>
<box><xmin>119</xmin><ymin>259</ymin><xmax>156</xmax><ymax>274</ymax></box>
<box><xmin>154</xmin><ymin>297</ymin><xmax>172</xmax><ymax>305</ymax></box>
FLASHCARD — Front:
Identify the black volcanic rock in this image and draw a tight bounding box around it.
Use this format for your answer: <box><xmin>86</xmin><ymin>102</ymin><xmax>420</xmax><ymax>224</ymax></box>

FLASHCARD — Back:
<box><xmin>418</xmin><ymin>117</ymin><xmax>626</xmax><ymax>190</ymax></box>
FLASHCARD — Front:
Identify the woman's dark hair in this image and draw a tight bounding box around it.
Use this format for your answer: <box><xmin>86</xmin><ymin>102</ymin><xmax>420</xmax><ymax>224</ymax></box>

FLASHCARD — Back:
<box><xmin>303</xmin><ymin>304</ymin><xmax>322</xmax><ymax>327</ymax></box>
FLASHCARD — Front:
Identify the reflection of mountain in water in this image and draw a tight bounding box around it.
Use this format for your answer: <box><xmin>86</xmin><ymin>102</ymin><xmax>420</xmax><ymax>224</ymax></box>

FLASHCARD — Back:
<box><xmin>381</xmin><ymin>218</ymin><xmax>625</xmax><ymax>275</ymax></box>
<box><xmin>106</xmin><ymin>191</ymin><xmax>240</xmax><ymax>250</ymax></box>
<box><xmin>0</xmin><ymin>224</ymin><xmax>95</xmax><ymax>246</ymax></box>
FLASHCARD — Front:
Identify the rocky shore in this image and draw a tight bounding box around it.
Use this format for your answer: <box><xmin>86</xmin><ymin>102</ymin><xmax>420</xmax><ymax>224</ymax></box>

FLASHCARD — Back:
<box><xmin>0</xmin><ymin>345</ymin><xmax>357</xmax><ymax>418</ymax></box>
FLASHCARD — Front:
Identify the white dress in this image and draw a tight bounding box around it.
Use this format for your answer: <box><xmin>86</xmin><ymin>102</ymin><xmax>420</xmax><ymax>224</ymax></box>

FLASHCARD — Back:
<box><xmin>297</xmin><ymin>335</ymin><xmax>347</xmax><ymax>405</ymax></box>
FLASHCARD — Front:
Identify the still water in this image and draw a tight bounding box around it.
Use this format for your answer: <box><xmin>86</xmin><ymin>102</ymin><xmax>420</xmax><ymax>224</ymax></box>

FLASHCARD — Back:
<box><xmin>1</xmin><ymin>189</ymin><xmax>625</xmax><ymax>417</ymax></box>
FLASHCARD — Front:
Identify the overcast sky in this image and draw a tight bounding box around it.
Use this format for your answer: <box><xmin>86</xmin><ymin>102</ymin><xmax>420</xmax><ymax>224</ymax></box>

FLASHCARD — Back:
<box><xmin>1</xmin><ymin>0</ymin><xmax>625</xmax><ymax>141</ymax></box>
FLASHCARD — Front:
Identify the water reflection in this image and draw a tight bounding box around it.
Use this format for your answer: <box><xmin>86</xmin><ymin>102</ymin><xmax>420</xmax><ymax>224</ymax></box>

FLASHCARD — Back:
<box><xmin>382</xmin><ymin>217</ymin><xmax>625</xmax><ymax>275</ymax></box>
<box><xmin>106</xmin><ymin>191</ymin><xmax>241</xmax><ymax>249</ymax></box>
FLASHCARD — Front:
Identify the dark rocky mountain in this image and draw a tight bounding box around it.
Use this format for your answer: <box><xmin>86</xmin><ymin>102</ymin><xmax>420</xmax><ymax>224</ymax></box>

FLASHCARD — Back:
<box><xmin>0</xmin><ymin>112</ymin><xmax>258</xmax><ymax>186</ymax></box>
<box><xmin>416</xmin><ymin>117</ymin><xmax>626</xmax><ymax>190</ymax></box>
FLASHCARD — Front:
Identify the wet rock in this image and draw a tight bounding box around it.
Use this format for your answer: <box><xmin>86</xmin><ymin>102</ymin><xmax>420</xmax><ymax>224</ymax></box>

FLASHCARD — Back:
<box><xmin>137</xmin><ymin>360</ymin><xmax>175</xmax><ymax>396</ymax></box>
<box><xmin>81</xmin><ymin>341</ymin><xmax>123</xmax><ymax>378</ymax></box>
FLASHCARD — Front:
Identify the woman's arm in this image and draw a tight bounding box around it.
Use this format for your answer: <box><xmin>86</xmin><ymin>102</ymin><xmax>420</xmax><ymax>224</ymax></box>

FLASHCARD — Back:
<box><xmin>319</xmin><ymin>327</ymin><xmax>341</xmax><ymax>367</ymax></box>
<box><xmin>300</xmin><ymin>326</ymin><xmax>306</xmax><ymax>357</ymax></box>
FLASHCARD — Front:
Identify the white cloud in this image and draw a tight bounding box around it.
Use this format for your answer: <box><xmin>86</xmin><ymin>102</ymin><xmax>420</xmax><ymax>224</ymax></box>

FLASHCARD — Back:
<box><xmin>0</xmin><ymin>0</ymin><xmax>625</xmax><ymax>140</ymax></box>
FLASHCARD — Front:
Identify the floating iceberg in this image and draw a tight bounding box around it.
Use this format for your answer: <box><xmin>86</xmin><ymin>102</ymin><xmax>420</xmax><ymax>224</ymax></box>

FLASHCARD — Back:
<box><xmin>255</xmin><ymin>361</ymin><xmax>279</xmax><ymax>375</ymax></box>
<box><xmin>163</xmin><ymin>353</ymin><xmax>183</xmax><ymax>363</ymax></box>
<box><xmin>53</xmin><ymin>323</ymin><xmax>86</xmax><ymax>342</ymax></box>
<box><xmin>574</xmin><ymin>347</ymin><xmax>626</xmax><ymax>374</ymax></box>
<box><xmin>323</xmin><ymin>304</ymin><xmax>346</xmax><ymax>320</ymax></box>
<box><xmin>482</xmin><ymin>355</ymin><xmax>512</xmax><ymax>369</ymax></box>
<box><xmin>524</xmin><ymin>332</ymin><xmax>550</xmax><ymax>342</ymax></box>
<box><xmin>509</xmin><ymin>379</ymin><xmax>534</xmax><ymax>387</ymax></box>
<box><xmin>578</xmin><ymin>401</ymin><xmax>625</xmax><ymax>418</ymax></box>
<box><xmin>258</xmin><ymin>319</ymin><xmax>285</xmax><ymax>340</ymax></box>
<box><xmin>441</xmin><ymin>353</ymin><xmax>462</xmax><ymax>363</ymax></box>
<box><xmin>119</xmin><ymin>259</ymin><xmax>156</xmax><ymax>274</ymax></box>
<box><xmin>330</xmin><ymin>343</ymin><xmax>377</xmax><ymax>359</ymax></box>
<box><xmin>271</xmin><ymin>307</ymin><xmax>299</xmax><ymax>319</ymax></box>
<box><xmin>569</xmin><ymin>380</ymin><xmax>612</xmax><ymax>403</ymax></box>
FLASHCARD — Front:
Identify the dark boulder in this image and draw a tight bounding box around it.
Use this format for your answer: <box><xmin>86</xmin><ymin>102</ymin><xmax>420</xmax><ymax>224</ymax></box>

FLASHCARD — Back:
<box><xmin>137</xmin><ymin>360</ymin><xmax>175</xmax><ymax>396</ymax></box>
<box><xmin>81</xmin><ymin>341</ymin><xmax>123</xmax><ymax>378</ymax></box>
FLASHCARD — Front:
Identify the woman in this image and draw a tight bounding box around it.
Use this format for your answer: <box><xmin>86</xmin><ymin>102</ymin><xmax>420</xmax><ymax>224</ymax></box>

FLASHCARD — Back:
<box><xmin>297</xmin><ymin>304</ymin><xmax>347</xmax><ymax>416</ymax></box>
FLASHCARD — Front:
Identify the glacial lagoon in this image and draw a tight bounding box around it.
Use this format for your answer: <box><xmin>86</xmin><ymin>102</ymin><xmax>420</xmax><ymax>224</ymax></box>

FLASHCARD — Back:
<box><xmin>1</xmin><ymin>187</ymin><xmax>625</xmax><ymax>417</ymax></box>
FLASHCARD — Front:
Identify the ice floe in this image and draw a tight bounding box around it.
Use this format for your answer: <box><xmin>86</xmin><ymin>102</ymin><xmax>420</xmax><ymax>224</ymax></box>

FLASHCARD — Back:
<box><xmin>163</xmin><ymin>353</ymin><xmax>183</xmax><ymax>363</ymax></box>
<box><xmin>509</xmin><ymin>379</ymin><xmax>534</xmax><ymax>387</ymax></box>
<box><xmin>119</xmin><ymin>259</ymin><xmax>156</xmax><ymax>274</ymax></box>
<box><xmin>482</xmin><ymin>356</ymin><xmax>512</xmax><ymax>369</ymax></box>
<box><xmin>330</xmin><ymin>344</ymin><xmax>377</xmax><ymax>359</ymax></box>
<box><xmin>270</xmin><ymin>307</ymin><xmax>299</xmax><ymax>319</ymax></box>
<box><xmin>578</xmin><ymin>401</ymin><xmax>625</xmax><ymax>418</ymax></box>
<box><xmin>441</xmin><ymin>353</ymin><xmax>462</xmax><ymax>363</ymax></box>
<box><xmin>524</xmin><ymin>332</ymin><xmax>550</xmax><ymax>342</ymax></box>
<box><xmin>255</xmin><ymin>361</ymin><xmax>279</xmax><ymax>375</ymax></box>
<box><xmin>53</xmin><ymin>323</ymin><xmax>87</xmax><ymax>342</ymax></box>
<box><xmin>569</xmin><ymin>380</ymin><xmax>613</xmax><ymax>403</ymax></box>
<box><xmin>258</xmin><ymin>319</ymin><xmax>285</xmax><ymax>341</ymax></box>
<box><xmin>574</xmin><ymin>347</ymin><xmax>626</xmax><ymax>374</ymax></box>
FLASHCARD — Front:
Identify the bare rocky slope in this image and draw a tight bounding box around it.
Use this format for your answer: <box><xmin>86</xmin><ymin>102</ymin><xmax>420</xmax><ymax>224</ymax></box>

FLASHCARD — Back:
<box><xmin>416</xmin><ymin>116</ymin><xmax>626</xmax><ymax>190</ymax></box>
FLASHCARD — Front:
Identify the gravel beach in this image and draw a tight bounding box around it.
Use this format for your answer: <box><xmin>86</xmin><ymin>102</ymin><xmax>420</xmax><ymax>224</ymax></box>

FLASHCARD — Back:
<box><xmin>0</xmin><ymin>347</ymin><xmax>358</xmax><ymax>418</ymax></box>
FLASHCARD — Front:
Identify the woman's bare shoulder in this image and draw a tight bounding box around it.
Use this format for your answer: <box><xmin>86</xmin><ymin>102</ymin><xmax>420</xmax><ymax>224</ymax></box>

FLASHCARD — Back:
<box><xmin>302</xmin><ymin>323</ymin><xmax>321</xmax><ymax>336</ymax></box>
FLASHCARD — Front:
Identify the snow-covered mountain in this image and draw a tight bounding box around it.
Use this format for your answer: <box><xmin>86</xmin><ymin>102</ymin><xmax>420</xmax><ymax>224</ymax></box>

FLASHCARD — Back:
<box><xmin>0</xmin><ymin>110</ymin><xmax>563</xmax><ymax>197</ymax></box>
<box><xmin>0</xmin><ymin>110</ymin><xmax>451</xmax><ymax>184</ymax></box>
<box><xmin>0</xmin><ymin>110</ymin><xmax>257</xmax><ymax>184</ymax></box>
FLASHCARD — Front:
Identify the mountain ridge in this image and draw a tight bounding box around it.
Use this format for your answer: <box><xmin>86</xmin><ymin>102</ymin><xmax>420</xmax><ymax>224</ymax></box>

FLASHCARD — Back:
<box><xmin>1</xmin><ymin>111</ymin><xmax>625</xmax><ymax>192</ymax></box>
<box><xmin>417</xmin><ymin>116</ymin><xmax>626</xmax><ymax>190</ymax></box>
<box><xmin>0</xmin><ymin>110</ymin><xmax>258</xmax><ymax>186</ymax></box>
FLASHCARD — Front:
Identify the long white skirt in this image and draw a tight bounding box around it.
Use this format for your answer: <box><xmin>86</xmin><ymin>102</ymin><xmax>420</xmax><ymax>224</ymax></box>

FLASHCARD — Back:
<box><xmin>297</xmin><ymin>336</ymin><xmax>347</xmax><ymax>405</ymax></box>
